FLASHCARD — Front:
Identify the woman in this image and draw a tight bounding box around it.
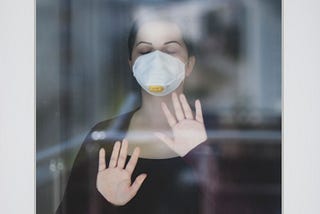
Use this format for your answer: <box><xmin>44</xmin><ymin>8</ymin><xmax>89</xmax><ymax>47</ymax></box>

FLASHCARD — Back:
<box><xmin>56</xmin><ymin>17</ymin><xmax>216</xmax><ymax>214</ymax></box>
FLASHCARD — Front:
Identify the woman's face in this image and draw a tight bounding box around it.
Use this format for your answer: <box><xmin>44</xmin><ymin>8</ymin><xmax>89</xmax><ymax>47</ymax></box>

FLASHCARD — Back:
<box><xmin>129</xmin><ymin>21</ymin><xmax>194</xmax><ymax>76</ymax></box>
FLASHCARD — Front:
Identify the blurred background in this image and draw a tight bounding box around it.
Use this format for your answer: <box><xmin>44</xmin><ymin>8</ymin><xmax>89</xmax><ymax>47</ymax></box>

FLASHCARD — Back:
<box><xmin>37</xmin><ymin>0</ymin><xmax>281</xmax><ymax>213</ymax></box>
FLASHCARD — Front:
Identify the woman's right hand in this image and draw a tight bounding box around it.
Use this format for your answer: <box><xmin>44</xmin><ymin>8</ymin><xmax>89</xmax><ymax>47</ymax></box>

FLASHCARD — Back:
<box><xmin>96</xmin><ymin>139</ymin><xmax>147</xmax><ymax>206</ymax></box>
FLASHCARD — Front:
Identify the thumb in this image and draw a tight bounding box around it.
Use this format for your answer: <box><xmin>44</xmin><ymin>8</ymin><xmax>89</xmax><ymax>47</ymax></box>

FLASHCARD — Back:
<box><xmin>129</xmin><ymin>174</ymin><xmax>147</xmax><ymax>197</ymax></box>
<box><xmin>154</xmin><ymin>132</ymin><xmax>175</xmax><ymax>148</ymax></box>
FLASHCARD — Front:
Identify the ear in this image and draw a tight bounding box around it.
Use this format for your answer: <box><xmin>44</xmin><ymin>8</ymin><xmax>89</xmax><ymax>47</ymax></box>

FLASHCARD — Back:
<box><xmin>128</xmin><ymin>59</ymin><xmax>133</xmax><ymax>72</ymax></box>
<box><xmin>185</xmin><ymin>56</ymin><xmax>195</xmax><ymax>77</ymax></box>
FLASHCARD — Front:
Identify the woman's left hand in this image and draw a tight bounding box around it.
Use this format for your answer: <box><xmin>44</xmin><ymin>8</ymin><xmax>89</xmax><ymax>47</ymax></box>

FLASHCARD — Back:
<box><xmin>155</xmin><ymin>93</ymin><xmax>207</xmax><ymax>157</ymax></box>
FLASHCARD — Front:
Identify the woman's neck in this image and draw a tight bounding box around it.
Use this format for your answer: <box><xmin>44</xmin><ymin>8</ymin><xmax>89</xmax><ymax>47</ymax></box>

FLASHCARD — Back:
<box><xmin>125</xmin><ymin>90</ymin><xmax>183</xmax><ymax>158</ymax></box>
<box><xmin>138</xmin><ymin>89</ymin><xmax>182</xmax><ymax>129</ymax></box>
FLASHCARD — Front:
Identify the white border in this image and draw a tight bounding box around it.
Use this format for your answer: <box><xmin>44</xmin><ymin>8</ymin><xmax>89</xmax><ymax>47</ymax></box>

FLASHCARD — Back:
<box><xmin>284</xmin><ymin>0</ymin><xmax>320</xmax><ymax>213</ymax></box>
<box><xmin>1</xmin><ymin>0</ymin><xmax>320</xmax><ymax>213</ymax></box>
<box><xmin>0</xmin><ymin>0</ymin><xmax>35</xmax><ymax>213</ymax></box>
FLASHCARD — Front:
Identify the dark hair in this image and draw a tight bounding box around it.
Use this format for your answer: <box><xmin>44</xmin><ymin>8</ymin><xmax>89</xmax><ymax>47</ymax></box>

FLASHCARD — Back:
<box><xmin>127</xmin><ymin>20</ymin><xmax>195</xmax><ymax>60</ymax></box>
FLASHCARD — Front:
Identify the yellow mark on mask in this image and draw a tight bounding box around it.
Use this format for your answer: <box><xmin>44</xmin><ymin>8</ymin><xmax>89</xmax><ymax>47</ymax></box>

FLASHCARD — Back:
<box><xmin>148</xmin><ymin>85</ymin><xmax>164</xmax><ymax>92</ymax></box>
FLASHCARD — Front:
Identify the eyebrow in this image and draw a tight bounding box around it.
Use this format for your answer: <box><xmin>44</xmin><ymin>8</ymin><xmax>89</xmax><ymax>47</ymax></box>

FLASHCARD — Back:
<box><xmin>135</xmin><ymin>41</ymin><xmax>152</xmax><ymax>47</ymax></box>
<box><xmin>135</xmin><ymin>40</ymin><xmax>183</xmax><ymax>47</ymax></box>
<box><xmin>163</xmin><ymin>41</ymin><xmax>183</xmax><ymax>47</ymax></box>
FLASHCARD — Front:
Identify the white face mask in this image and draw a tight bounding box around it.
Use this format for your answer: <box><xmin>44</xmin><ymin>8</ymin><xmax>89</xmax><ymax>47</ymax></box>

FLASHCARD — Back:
<box><xmin>133</xmin><ymin>50</ymin><xmax>186</xmax><ymax>96</ymax></box>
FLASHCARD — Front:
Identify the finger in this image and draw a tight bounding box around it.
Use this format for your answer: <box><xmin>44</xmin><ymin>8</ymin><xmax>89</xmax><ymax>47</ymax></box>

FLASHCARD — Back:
<box><xmin>195</xmin><ymin>99</ymin><xmax>204</xmax><ymax>123</ymax></box>
<box><xmin>125</xmin><ymin>147</ymin><xmax>140</xmax><ymax>175</ymax></box>
<box><xmin>98</xmin><ymin>148</ymin><xmax>106</xmax><ymax>171</ymax></box>
<box><xmin>129</xmin><ymin>174</ymin><xmax>147</xmax><ymax>197</ymax></box>
<box><xmin>172</xmin><ymin>92</ymin><xmax>185</xmax><ymax>121</ymax></box>
<box><xmin>161</xmin><ymin>102</ymin><xmax>177</xmax><ymax>127</ymax></box>
<box><xmin>117</xmin><ymin>139</ymin><xmax>128</xmax><ymax>169</ymax></box>
<box><xmin>179</xmin><ymin>94</ymin><xmax>193</xmax><ymax>120</ymax></box>
<box><xmin>109</xmin><ymin>141</ymin><xmax>120</xmax><ymax>168</ymax></box>
<box><xmin>154</xmin><ymin>132</ymin><xmax>175</xmax><ymax>150</ymax></box>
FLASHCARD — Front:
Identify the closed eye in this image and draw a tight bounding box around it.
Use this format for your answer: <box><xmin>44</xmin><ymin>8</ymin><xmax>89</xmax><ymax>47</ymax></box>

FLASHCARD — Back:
<box><xmin>139</xmin><ymin>51</ymin><xmax>152</xmax><ymax>55</ymax></box>
<box><xmin>163</xmin><ymin>50</ymin><xmax>177</xmax><ymax>54</ymax></box>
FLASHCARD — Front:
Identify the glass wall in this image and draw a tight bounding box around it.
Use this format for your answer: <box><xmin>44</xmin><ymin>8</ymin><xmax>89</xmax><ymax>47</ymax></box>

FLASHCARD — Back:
<box><xmin>37</xmin><ymin>0</ymin><xmax>281</xmax><ymax>213</ymax></box>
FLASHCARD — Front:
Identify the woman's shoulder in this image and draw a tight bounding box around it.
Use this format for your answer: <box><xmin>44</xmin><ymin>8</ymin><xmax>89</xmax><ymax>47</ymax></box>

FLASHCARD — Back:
<box><xmin>81</xmin><ymin>110</ymin><xmax>137</xmax><ymax>153</ymax></box>
<box><xmin>91</xmin><ymin>109</ymin><xmax>137</xmax><ymax>132</ymax></box>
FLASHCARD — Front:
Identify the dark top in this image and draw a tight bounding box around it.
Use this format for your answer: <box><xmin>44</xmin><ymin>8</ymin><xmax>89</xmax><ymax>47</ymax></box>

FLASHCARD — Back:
<box><xmin>56</xmin><ymin>109</ymin><xmax>216</xmax><ymax>214</ymax></box>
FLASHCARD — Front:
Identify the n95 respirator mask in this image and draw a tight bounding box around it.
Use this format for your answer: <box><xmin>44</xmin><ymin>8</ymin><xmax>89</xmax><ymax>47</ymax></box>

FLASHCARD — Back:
<box><xmin>133</xmin><ymin>50</ymin><xmax>186</xmax><ymax>96</ymax></box>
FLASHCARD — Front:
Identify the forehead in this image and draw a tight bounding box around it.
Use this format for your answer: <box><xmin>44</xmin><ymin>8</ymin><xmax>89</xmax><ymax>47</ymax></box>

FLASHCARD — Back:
<box><xmin>135</xmin><ymin>21</ymin><xmax>184</xmax><ymax>44</ymax></box>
